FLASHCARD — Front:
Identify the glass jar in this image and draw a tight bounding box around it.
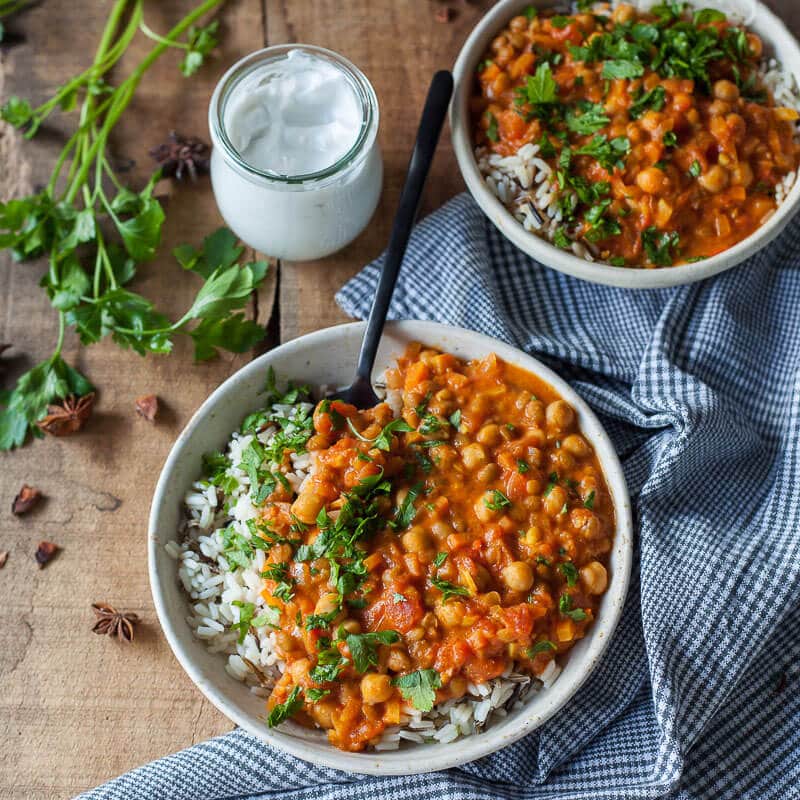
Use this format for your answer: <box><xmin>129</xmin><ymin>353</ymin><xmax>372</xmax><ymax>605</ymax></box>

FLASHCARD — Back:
<box><xmin>208</xmin><ymin>44</ymin><xmax>383</xmax><ymax>261</ymax></box>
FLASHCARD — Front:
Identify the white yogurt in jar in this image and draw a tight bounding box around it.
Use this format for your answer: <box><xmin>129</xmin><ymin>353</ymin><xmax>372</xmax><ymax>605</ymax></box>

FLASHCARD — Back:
<box><xmin>208</xmin><ymin>45</ymin><xmax>382</xmax><ymax>261</ymax></box>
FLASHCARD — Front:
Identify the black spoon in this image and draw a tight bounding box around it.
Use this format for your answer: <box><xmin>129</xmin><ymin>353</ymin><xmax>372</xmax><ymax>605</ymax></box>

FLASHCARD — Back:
<box><xmin>331</xmin><ymin>69</ymin><xmax>454</xmax><ymax>408</ymax></box>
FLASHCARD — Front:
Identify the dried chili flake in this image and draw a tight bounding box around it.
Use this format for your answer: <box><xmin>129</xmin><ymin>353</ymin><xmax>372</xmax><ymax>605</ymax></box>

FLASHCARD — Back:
<box><xmin>12</xmin><ymin>484</ymin><xmax>42</xmax><ymax>515</ymax></box>
<box><xmin>135</xmin><ymin>394</ymin><xmax>159</xmax><ymax>422</ymax></box>
<box><xmin>35</xmin><ymin>540</ymin><xmax>58</xmax><ymax>568</ymax></box>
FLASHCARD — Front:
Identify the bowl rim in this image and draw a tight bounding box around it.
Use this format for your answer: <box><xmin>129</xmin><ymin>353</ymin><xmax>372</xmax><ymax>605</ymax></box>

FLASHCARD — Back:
<box><xmin>148</xmin><ymin>320</ymin><xmax>633</xmax><ymax>775</ymax></box>
<box><xmin>450</xmin><ymin>0</ymin><xmax>800</xmax><ymax>289</ymax></box>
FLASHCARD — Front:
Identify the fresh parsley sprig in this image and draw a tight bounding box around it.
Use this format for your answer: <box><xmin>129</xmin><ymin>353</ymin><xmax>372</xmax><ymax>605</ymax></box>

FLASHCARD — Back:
<box><xmin>0</xmin><ymin>1</ymin><xmax>262</xmax><ymax>452</ymax></box>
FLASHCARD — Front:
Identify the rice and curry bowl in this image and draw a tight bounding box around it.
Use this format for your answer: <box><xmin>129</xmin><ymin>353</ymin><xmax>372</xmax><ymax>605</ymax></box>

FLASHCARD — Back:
<box><xmin>465</xmin><ymin>1</ymin><xmax>800</xmax><ymax>270</ymax></box>
<box><xmin>165</xmin><ymin>336</ymin><xmax>623</xmax><ymax>754</ymax></box>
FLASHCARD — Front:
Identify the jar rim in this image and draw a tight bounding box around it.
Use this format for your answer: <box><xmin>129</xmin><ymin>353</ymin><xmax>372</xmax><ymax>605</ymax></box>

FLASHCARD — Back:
<box><xmin>208</xmin><ymin>44</ymin><xmax>379</xmax><ymax>187</ymax></box>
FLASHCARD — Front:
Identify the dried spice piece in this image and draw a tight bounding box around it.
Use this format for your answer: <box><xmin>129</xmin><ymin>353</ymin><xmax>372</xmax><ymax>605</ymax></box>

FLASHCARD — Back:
<box><xmin>91</xmin><ymin>603</ymin><xmax>139</xmax><ymax>642</ymax></box>
<box><xmin>12</xmin><ymin>484</ymin><xmax>42</xmax><ymax>515</ymax></box>
<box><xmin>0</xmin><ymin>551</ymin><xmax>8</xmax><ymax>569</ymax></box>
<box><xmin>150</xmin><ymin>131</ymin><xmax>211</xmax><ymax>181</ymax></box>
<box><xmin>36</xmin><ymin>392</ymin><xmax>95</xmax><ymax>437</ymax></box>
<box><xmin>135</xmin><ymin>394</ymin><xmax>159</xmax><ymax>422</ymax></box>
<box><xmin>435</xmin><ymin>6</ymin><xmax>454</xmax><ymax>22</ymax></box>
<box><xmin>35</xmin><ymin>540</ymin><xmax>58</xmax><ymax>568</ymax></box>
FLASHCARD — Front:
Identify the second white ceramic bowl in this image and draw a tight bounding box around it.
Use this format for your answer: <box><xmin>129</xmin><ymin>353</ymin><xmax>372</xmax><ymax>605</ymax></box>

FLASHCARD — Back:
<box><xmin>149</xmin><ymin>321</ymin><xmax>633</xmax><ymax>774</ymax></box>
<box><xmin>450</xmin><ymin>0</ymin><xmax>800</xmax><ymax>288</ymax></box>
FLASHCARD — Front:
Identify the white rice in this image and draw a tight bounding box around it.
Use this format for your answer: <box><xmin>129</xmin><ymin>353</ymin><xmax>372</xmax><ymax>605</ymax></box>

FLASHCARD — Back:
<box><xmin>168</xmin><ymin>387</ymin><xmax>561</xmax><ymax>750</ymax></box>
<box><xmin>476</xmin><ymin>1</ymin><xmax>800</xmax><ymax>262</ymax></box>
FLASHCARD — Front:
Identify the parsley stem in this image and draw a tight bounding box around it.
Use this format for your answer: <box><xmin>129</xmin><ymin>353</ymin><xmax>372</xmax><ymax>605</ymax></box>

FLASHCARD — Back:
<box><xmin>53</xmin><ymin>312</ymin><xmax>66</xmax><ymax>359</ymax></box>
<box><xmin>138</xmin><ymin>19</ymin><xmax>191</xmax><ymax>50</ymax></box>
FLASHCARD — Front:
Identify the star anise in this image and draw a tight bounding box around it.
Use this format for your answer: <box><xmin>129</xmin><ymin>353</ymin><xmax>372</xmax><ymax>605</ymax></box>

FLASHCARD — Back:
<box><xmin>12</xmin><ymin>484</ymin><xmax>42</xmax><ymax>515</ymax></box>
<box><xmin>135</xmin><ymin>393</ymin><xmax>159</xmax><ymax>422</ymax></box>
<box><xmin>150</xmin><ymin>131</ymin><xmax>210</xmax><ymax>181</ymax></box>
<box><xmin>91</xmin><ymin>603</ymin><xmax>139</xmax><ymax>642</ymax></box>
<box><xmin>36</xmin><ymin>392</ymin><xmax>95</xmax><ymax>437</ymax></box>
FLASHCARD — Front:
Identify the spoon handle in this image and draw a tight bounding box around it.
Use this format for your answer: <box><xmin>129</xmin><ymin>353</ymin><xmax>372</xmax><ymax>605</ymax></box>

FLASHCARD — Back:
<box><xmin>354</xmin><ymin>69</ymin><xmax>454</xmax><ymax>387</ymax></box>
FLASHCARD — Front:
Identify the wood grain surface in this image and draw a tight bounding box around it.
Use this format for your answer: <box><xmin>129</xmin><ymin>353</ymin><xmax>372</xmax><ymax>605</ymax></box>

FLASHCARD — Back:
<box><xmin>0</xmin><ymin>1</ymin><xmax>798</xmax><ymax>798</ymax></box>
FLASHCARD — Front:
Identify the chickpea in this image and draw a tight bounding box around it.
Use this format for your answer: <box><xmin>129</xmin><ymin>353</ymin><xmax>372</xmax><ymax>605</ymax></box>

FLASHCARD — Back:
<box><xmin>476</xmin><ymin>423</ymin><xmax>502</xmax><ymax>446</ymax></box>
<box><xmin>495</xmin><ymin>45</ymin><xmax>516</xmax><ymax>67</ymax></box>
<box><xmin>476</xmin><ymin>463</ymin><xmax>500</xmax><ymax>483</ymax></box>
<box><xmin>435</xmin><ymin>599</ymin><xmax>466</xmax><ymax>627</ymax></box>
<box><xmin>699</xmin><ymin>164</ymin><xmax>730</xmax><ymax>194</ymax></box>
<box><xmin>550</xmin><ymin>448</ymin><xmax>575</xmax><ymax>473</ymax></box>
<box><xmin>310</xmin><ymin>701</ymin><xmax>334</xmax><ymax>729</ymax></box>
<box><xmin>562</xmin><ymin>433</ymin><xmax>590</xmax><ymax>458</ymax></box>
<box><xmin>290</xmin><ymin>490</ymin><xmax>325</xmax><ymax>525</ymax></box>
<box><xmin>475</xmin><ymin>491</ymin><xmax>500</xmax><ymax>522</ymax></box>
<box><xmin>491</xmin><ymin>72</ymin><xmax>511</xmax><ymax>96</ymax></box>
<box><xmin>747</xmin><ymin>33</ymin><xmax>763</xmax><ymax>58</ymax></box>
<box><xmin>402</xmin><ymin>526</ymin><xmax>433</xmax><ymax>554</ymax></box>
<box><xmin>713</xmin><ymin>79</ymin><xmax>740</xmax><ymax>103</ymax></box>
<box><xmin>490</xmin><ymin>35</ymin><xmax>508</xmax><ymax>54</ymax></box>
<box><xmin>570</xmin><ymin>507</ymin><xmax>601</xmax><ymax>539</ymax></box>
<box><xmin>580</xmin><ymin>560</ymin><xmax>608</xmax><ymax>594</ymax></box>
<box><xmin>543</xmin><ymin>484</ymin><xmax>567</xmax><ymax>517</ymax></box>
<box><xmin>314</xmin><ymin>592</ymin><xmax>340</xmax><ymax>616</ymax></box>
<box><xmin>708</xmin><ymin>100</ymin><xmax>732</xmax><ymax>117</ymax></box>
<box><xmin>274</xmin><ymin>631</ymin><xmax>295</xmax><ymax>656</ymax></box>
<box><xmin>509</xmin><ymin>15</ymin><xmax>528</xmax><ymax>32</ymax></box>
<box><xmin>386</xmin><ymin>648</ymin><xmax>412</xmax><ymax>672</ymax></box>
<box><xmin>509</xmin><ymin>32</ymin><xmax>526</xmax><ymax>50</ymax></box>
<box><xmin>636</xmin><ymin>167</ymin><xmax>670</xmax><ymax>196</ymax></box>
<box><xmin>502</xmin><ymin>561</ymin><xmax>534</xmax><ymax>592</ymax></box>
<box><xmin>449</xmin><ymin>676</ymin><xmax>468</xmax><ymax>698</ymax></box>
<box><xmin>462</xmin><ymin>442</ymin><xmax>488</xmax><ymax>470</ymax></box>
<box><xmin>361</xmin><ymin>673</ymin><xmax>393</xmax><ymax>705</ymax></box>
<box><xmin>545</xmin><ymin>400</ymin><xmax>575</xmax><ymax>432</ymax></box>
<box><xmin>613</xmin><ymin>3</ymin><xmax>636</xmax><ymax>24</ymax></box>
<box><xmin>731</xmin><ymin>161</ymin><xmax>754</xmax><ymax>188</ymax></box>
<box><xmin>525</xmin><ymin>399</ymin><xmax>546</xmax><ymax>425</ymax></box>
<box><xmin>340</xmin><ymin>619</ymin><xmax>361</xmax><ymax>634</ymax></box>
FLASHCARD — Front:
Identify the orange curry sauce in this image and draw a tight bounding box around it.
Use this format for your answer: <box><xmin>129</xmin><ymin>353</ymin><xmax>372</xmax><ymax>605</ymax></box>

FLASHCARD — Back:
<box><xmin>471</xmin><ymin>4</ymin><xmax>800</xmax><ymax>266</ymax></box>
<box><xmin>261</xmin><ymin>345</ymin><xmax>615</xmax><ymax>751</ymax></box>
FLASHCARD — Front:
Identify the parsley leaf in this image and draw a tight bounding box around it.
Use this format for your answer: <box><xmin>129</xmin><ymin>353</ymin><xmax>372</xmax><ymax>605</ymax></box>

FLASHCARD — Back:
<box><xmin>517</xmin><ymin>459</ymin><xmax>530</xmax><ymax>474</ymax></box>
<box><xmin>584</xmin><ymin>490</ymin><xmax>596</xmax><ymax>509</ymax></box>
<box><xmin>558</xmin><ymin>562</ymin><xmax>579</xmax><ymax>586</ymax></box>
<box><xmin>431</xmin><ymin>578</ymin><xmax>470</xmax><ymax>602</ymax></box>
<box><xmin>433</xmin><ymin>552</ymin><xmax>448</xmax><ymax>568</ymax></box>
<box><xmin>484</xmin><ymin>489</ymin><xmax>511</xmax><ymax>511</ymax></box>
<box><xmin>515</xmin><ymin>62</ymin><xmax>559</xmax><ymax>107</ymax></box>
<box><xmin>629</xmin><ymin>85</ymin><xmax>666</xmax><ymax>119</ymax></box>
<box><xmin>565</xmin><ymin>102</ymin><xmax>610</xmax><ymax>135</ymax></box>
<box><xmin>393</xmin><ymin>669</ymin><xmax>442</xmax><ymax>712</ymax></box>
<box><xmin>266</xmin><ymin>685</ymin><xmax>303</xmax><ymax>727</ymax></box>
<box><xmin>526</xmin><ymin>640</ymin><xmax>557</xmax><ymax>658</ymax></box>
<box><xmin>576</xmin><ymin>135</ymin><xmax>631</xmax><ymax>172</ymax></box>
<box><xmin>602</xmin><ymin>59</ymin><xmax>645</xmax><ymax>80</ymax></box>
<box><xmin>393</xmin><ymin>481</ymin><xmax>424</xmax><ymax>530</ymax></box>
<box><xmin>346</xmin><ymin>630</ymin><xmax>401</xmax><ymax>672</ymax></box>
<box><xmin>486</xmin><ymin>111</ymin><xmax>499</xmax><ymax>143</ymax></box>
<box><xmin>305</xmin><ymin>688</ymin><xmax>330</xmax><ymax>703</ymax></box>
<box><xmin>642</xmin><ymin>226</ymin><xmax>680</xmax><ymax>266</ymax></box>
<box><xmin>448</xmin><ymin>409</ymin><xmax>462</xmax><ymax>429</ymax></box>
<box><xmin>559</xmin><ymin>593</ymin><xmax>588</xmax><ymax>621</ymax></box>
<box><xmin>689</xmin><ymin>160</ymin><xmax>702</xmax><ymax>178</ymax></box>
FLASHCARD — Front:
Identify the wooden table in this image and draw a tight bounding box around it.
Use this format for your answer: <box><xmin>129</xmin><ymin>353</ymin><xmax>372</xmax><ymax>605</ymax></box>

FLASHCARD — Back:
<box><xmin>1</xmin><ymin>2</ymin><xmax>798</xmax><ymax>797</ymax></box>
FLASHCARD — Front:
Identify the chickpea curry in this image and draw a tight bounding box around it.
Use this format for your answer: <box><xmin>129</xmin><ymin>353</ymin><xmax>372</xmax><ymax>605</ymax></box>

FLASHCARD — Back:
<box><xmin>472</xmin><ymin>2</ymin><xmax>800</xmax><ymax>267</ymax></box>
<box><xmin>258</xmin><ymin>345</ymin><xmax>615</xmax><ymax>751</ymax></box>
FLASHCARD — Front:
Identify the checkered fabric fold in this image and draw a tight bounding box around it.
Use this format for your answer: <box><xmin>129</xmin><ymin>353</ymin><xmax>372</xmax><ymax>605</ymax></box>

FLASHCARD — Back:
<box><xmin>80</xmin><ymin>193</ymin><xmax>800</xmax><ymax>800</ymax></box>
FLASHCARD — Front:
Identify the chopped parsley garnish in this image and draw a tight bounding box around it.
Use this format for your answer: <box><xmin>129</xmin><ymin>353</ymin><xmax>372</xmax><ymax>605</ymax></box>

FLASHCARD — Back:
<box><xmin>266</xmin><ymin>685</ymin><xmax>303</xmax><ymax>727</ymax></box>
<box><xmin>393</xmin><ymin>669</ymin><xmax>442</xmax><ymax>712</ymax></box>
<box><xmin>419</xmin><ymin>413</ymin><xmax>444</xmax><ymax>435</ymax></box>
<box><xmin>431</xmin><ymin>578</ymin><xmax>470</xmax><ymax>603</ymax></box>
<box><xmin>559</xmin><ymin>593</ymin><xmax>588</xmax><ymax>621</ymax></box>
<box><xmin>345</xmin><ymin>630</ymin><xmax>400</xmax><ymax>672</ymax></box>
<box><xmin>550</xmin><ymin>15</ymin><xmax>571</xmax><ymax>29</ymax></box>
<box><xmin>602</xmin><ymin>59</ymin><xmax>644</xmax><ymax>80</ymax></box>
<box><xmin>526</xmin><ymin>640</ymin><xmax>557</xmax><ymax>658</ymax></box>
<box><xmin>392</xmin><ymin>592</ymin><xmax>407</xmax><ymax>603</ymax></box>
<box><xmin>576</xmin><ymin>135</ymin><xmax>631</xmax><ymax>172</ymax></box>
<box><xmin>414</xmin><ymin>391</ymin><xmax>433</xmax><ymax>416</ymax></box>
<box><xmin>524</xmin><ymin>4</ymin><xmax>537</xmax><ymax>20</ymax></box>
<box><xmin>486</xmin><ymin>111</ymin><xmax>499</xmax><ymax>143</ymax></box>
<box><xmin>642</xmin><ymin>226</ymin><xmax>680</xmax><ymax>266</ymax></box>
<box><xmin>231</xmin><ymin>600</ymin><xmax>265</xmax><ymax>643</ymax></box>
<box><xmin>662</xmin><ymin>131</ymin><xmax>678</xmax><ymax>147</ymax></box>
<box><xmin>448</xmin><ymin>409</ymin><xmax>462</xmax><ymax>429</ymax></box>
<box><xmin>565</xmin><ymin>101</ymin><xmax>610</xmax><ymax>135</ymax></box>
<box><xmin>688</xmin><ymin>160</ymin><xmax>702</xmax><ymax>178</ymax></box>
<box><xmin>305</xmin><ymin>688</ymin><xmax>330</xmax><ymax>703</ymax></box>
<box><xmin>553</xmin><ymin>227</ymin><xmax>572</xmax><ymax>250</ymax></box>
<box><xmin>584</xmin><ymin>490</ymin><xmax>596</xmax><ymax>509</ymax></box>
<box><xmin>392</xmin><ymin>481</ymin><xmax>423</xmax><ymax>530</ymax></box>
<box><xmin>536</xmin><ymin>555</ymin><xmax>551</xmax><ymax>566</ymax></box>
<box><xmin>517</xmin><ymin>458</ymin><xmax>529</xmax><ymax>474</ymax></box>
<box><xmin>484</xmin><ymin>489</ymin><xmax>511</xmax><ymax>511</ymax></box>
<box><xmin>433</xmin><ymin>552</ymin><xmax>448</xmax><ymax>568</ymax></box>
<box><xmin>538</xmin><ymin>133</ymin><xmax>557</xmax><ymax>158</ymax></box>
<box><xmin>515</xmin><ymin>62</ymin><xmax>559</xmax><ymax>107</ymax></box>
<box><xmin>629</xmin><ymin>85</ymin><xmax>666</xmax><ymax>119</ymax></box>
<box><xmin>543</xmin><ymin>471</ymin><xmax>559</xmax><ymax>497</ymax></box>
<box><xmin>558</xmin><ymin>561</ymin><xmax>579</xmax><ymax>586</ymax></box>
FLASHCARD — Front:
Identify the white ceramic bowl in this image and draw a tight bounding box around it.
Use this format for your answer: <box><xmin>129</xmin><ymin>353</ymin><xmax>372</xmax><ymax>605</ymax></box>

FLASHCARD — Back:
<box><xmin>450</xmin><ymin>0</ymin><xmax>800</xmax><ymax>288</ymax></box>
<box><xmin>149</xmin><ymin>320</ymin><xmax>633</xmax><ymax>774</ymax></box>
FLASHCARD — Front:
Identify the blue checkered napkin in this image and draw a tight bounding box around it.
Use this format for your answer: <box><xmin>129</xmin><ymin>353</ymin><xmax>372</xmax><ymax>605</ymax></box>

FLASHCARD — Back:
<box><xmin>80</xmin><ymin>193</ymin><xmax>800</xmax><ymax>800</ymax></box>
